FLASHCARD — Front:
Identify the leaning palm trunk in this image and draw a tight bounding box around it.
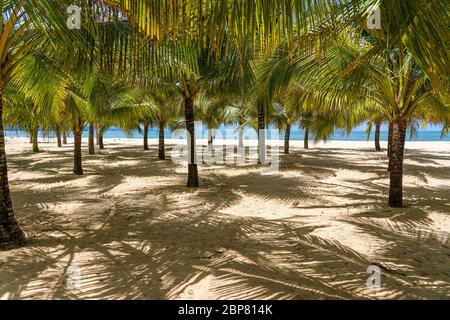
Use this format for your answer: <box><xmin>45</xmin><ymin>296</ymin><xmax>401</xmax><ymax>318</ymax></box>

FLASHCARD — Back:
<box><xmin>388</xmin><ymin>117</ymin><xmax>407</xmax><ymax>208</ymax></box>
<box><xmin>284</xmin><ymin>124</ymin><xmax>291</xmax><ymax>155</ymax></box>
<box><xmin>304</xmin><ymin>128</ymin><xmax>309</xmax><ymax>149</ymax></box>
<box><xmin>73</xmin><ymin>130</ymin><xmax>83</xmax><ymax>175</ymax></box>
<box><xmin>0</xmin><ymin>89</ymin><xmax>25</xmax><ymax>249</ymax></box>
<box><xmin>88</xmin><ymin>124</ymin><xmax>95</xmax><ymax>155</ymax></box>
<box><xmin>185</xmin><ymin>97</ymin><xmax>199</xmax><ymax>187</ymax></box>
<box><xmin>143</xmin><ymin>123</ymin><xmax>149</xmax><ymax>151</ymax></box>
<box><xmin>375</xmin><ymin>122</ymin><xmax>381</xmax><ymax>152</ymax></box>
<box><xmin>32</xmin><ymin>129</ymin><xmax>39</xmax><ymax>152</ymax></box>
<box><xmin>158</xmin><ymin>121</ymin><xmax>165</xmax><ymax>160</ymax></box>
<box><xmin>257</xmin><ymin>102</ymin><xmax>265</xmax><ymax>164</ymax></box>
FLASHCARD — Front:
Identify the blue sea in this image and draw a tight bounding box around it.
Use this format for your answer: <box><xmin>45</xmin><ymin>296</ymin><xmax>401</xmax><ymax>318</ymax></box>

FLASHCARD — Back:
<box><xmin>5</xmin><ymin>124</ymin><xmax>450</xmax><ymax>142</ymax></box>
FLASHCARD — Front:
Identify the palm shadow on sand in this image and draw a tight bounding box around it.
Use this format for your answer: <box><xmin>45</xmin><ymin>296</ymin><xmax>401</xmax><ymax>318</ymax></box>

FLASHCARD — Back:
<box><xmin>1</xmin><ymin>143</ymin><xmax>449</xmax><ymax>299</ymax></box>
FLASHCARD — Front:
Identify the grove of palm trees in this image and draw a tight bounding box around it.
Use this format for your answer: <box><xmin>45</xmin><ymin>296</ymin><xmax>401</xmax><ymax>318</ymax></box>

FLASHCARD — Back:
<box><xmin>0</xmin><ymin>0</ymin><xmax>449</xmax><ymax>301</ymax></box>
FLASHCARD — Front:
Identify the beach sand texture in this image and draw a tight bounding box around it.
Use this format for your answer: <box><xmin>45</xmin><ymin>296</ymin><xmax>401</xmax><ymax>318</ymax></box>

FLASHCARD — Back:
<box><xmin>1</xmin><ymin>137</ymin><xmax>449</xmax><ymax>299</ymax></box>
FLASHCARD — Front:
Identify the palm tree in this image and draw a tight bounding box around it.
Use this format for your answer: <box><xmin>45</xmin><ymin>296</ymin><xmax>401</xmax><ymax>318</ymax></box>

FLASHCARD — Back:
<box><xmin>301</xmin><ymin>38</ymin><xmax>448</xmax><ymax>207</ymax></box>
<box><xmin>0</xmin><ymin>0</ymin><xmax>93</xmax><ymax>248</ymax></box>
<box><xmin>131</xmin><ymin>87</ymin><xmax>182</xmax><ymax>159</ymax></box>
<box><xmin>269</xmin><ymin>101</ymin><xmax>298</xmax><ymax>155</ymax></box>
<box><xmin>195</xmin><ymin>96</ymin><xmax>231</xmax><ymax>152</ymax></box>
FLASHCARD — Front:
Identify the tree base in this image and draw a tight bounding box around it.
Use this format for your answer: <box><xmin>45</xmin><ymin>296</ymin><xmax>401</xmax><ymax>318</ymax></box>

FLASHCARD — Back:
<box><xmin>187</xmin><ymin>164</ymin><xmax>199</xmax><ymax>187</ymax></box>
<box><xmin>0</xmin><ymin>226</ymin><xmax>26</xmax><ymax>250</ymax></box>
<box><xmin>388</xmin><ymin>201</ymin><xmax>404</xmax><ymax>208</ymax></box>
<box><xmin>73</xmin><ymin>168</ymin><xmax>84</xmax><ymax>175</ymax></box>
<box><xmin>389</xmin><ymin>188</ymin><xmax>403</xmax><ymax>208</ymax></box>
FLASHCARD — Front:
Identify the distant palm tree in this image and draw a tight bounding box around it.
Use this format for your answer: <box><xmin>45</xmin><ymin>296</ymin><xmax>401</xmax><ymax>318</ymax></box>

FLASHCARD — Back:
<box><xmin>269</xmin><ymin>101</ymin><xmax>297</xmax><ymax>155</ymax></box>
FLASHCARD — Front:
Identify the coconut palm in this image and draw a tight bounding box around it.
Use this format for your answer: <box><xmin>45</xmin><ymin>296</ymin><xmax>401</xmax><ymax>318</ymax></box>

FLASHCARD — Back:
<box><xmin>0</xmin><ymin>0</ymin><xmax>102</xmax><ymax>249</ymax></box>
<box><xmin>269</xmin><ymin>101</ymin><xmax>298</xmax><ymax>155</ymax></box>
<box><xmin>131</xmin><ymin>86</ymin><xmax>182</xmax><ymax>158</ymax></box>
<box><xmin>294</xmin><ymin>36</ymin><xmax>448</xmax><ymax>207</ymax></box>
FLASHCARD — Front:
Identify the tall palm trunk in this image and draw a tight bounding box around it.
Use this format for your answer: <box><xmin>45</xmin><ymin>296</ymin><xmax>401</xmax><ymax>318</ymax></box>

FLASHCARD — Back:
<box><xmin>375</xmin><ymin>122</ymin><xmax>381</xmax><ymax>152</ymax></box>
<box><xmin>56</xmin><ymin>129</ymin><xmax>62</xmax><ymax>148</ymax></box>
<box><xmin>32</xmin><ymin>129</ymin><xmax>39</xmax><ymax>153</ymax></box>
<box><xmin>73</xmin><ymin>130</ymin><xmax>83</xmax><ymax>175</ymax></box>
<box><xmin>88</xmin><ymin>123</ymin><xmax>95</xmax><ymax>155</ymax></box>
<box><xmin>304</xmin><ymin>127</ymin><xmax>309</xmax><ymax>149</ymax></box>
<box><xmin>29</xmin><ymin>134</ymin><xmax>33</xmax><ymax>144</ymax></box>
<box><xmin>63</xmin><ymin>132</ymin><xmax>68</xmax><ymax>145</ymax></box>
<box><xmin>158</xmin><ymin>121</ymin><xmax>165</xmax><ymax>160</ymax></box>
<box><xmin>257</xmin><ymin>101</ymin><xmax>265</xmax><ymax>164</ymax></box>
<box><xmin>0</xmin><ymin>89</ymin><xmax>25</xmax><ymax>249</ymax></box>
<box><xmin>143</xmin><ymin>123</ymin><xmax>149</xmax><ymax>151</ymax></box>
<box><xmin>387</xmin><ymin>121</ymin><xmax>393</xmax><ymax>170</ymax></box>
<box><xmin>284</xmin><ymin>124</ymin><xmax>291</xmax><ymax>155</ymax></box>
<box><xmin>185</xmin><ymin>97</ymin><xmax>199</xmax><ymax>187</ymax></box>
<box><xmin>388</xmin><ymin>117</ymin><xmax>407</xmax><ymax>208</ymax></box>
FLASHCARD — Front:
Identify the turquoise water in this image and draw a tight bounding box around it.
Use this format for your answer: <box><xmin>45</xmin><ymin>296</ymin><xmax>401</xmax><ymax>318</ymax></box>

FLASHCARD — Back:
<box><xmin>5</xmin><ymin>126</ymin><xmax>450</xmax><ymax>142</ymax></box>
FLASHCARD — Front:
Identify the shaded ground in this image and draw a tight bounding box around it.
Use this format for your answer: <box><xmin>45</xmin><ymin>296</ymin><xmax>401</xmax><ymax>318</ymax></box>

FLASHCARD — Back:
<box><xmin>0</xmin><ymin>138</ymin><xmax>449</xmax><ymax>300</ymax></box>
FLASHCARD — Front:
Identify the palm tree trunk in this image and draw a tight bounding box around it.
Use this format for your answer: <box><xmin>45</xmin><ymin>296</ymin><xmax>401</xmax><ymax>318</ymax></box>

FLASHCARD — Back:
<box><xmin>32</xmin><ymin>130</ymin><xmax>39</xmax><ymax>152</ymax></box>
<box><xmin>387</xmin><ymin>121</ymin><xmax>393</xmax><ymax>170</ymax></box>
<box><xmin>143</xmin><ymin>123</ymin><xmax>149</xmax><ymax>151</ymax></box>
<box><xmin>88</xmin><ymin>123</ymin><xmax>95</xmax><ymax>155</ymax></box>
<box><xmin>158</xmin><ymin>121</ymin><xmax>165</xmax><ymax>160</ymax></box>
<box><xmin>284</xmin><ymin>124</ymin><xmax>291</xmax><ymax>155</ymax></box>
<box><xmin>238</xmin><ymin>120</ymin><xmax>244</xmax><ymax>149</ymax></box>
<box><xmin>208</xmin><ymin>127</ymin><xmax>214</xmax><ymax>152</ymax></box>
<box><xmin>257</xmin><ymin>101</ymin><xmax>265</xmax><ymax>164</ymax></box>
<box><xmin>63</xmin><ymin>132</ymin><xmax>68</xmax><ymax>145</ymax></box>
<box><xmin>304</xmin><ymin>127</ymin><xmax>309</xmax><ymax>149</ymax></box>
<box><xmin>99</xmin><ymin>131</ymin><xmax>104</xmax><ymax>150</ymax></box>
<box><xmin>56</xmin><ymin>129</ymin><xmax>62</xmax><ymax>148</ymax></box>
<box><xmin>185</xmin><ymin>97</ymin><xmax>199</xmax><ymax>187</ymax></box>
<box><xmin>0</xmin><ymin>88</ymin><xmax>25</xmax><ymax>249</ymax></box>
<box><xmin>388</xmin><ymin>117</ymin><xmax>407</xmax><ymax>208</ymax></box>
<box><xmin>29</xmin><ymin>134</ymin><xmax>33</xmax><ymax>144</ymax></box>
<box><xmin>73</xmin><ymin>130</ymin><xmax>83</xmax><ymax>175</ymax></box>
<box><xmin>95</xmin><ymin>126</ymin><xmax>100</xmax><ymax>145</ymax></box>
<box><xmin>375</xmin><ymin>122</ymin><xmax>381</xmax><ymax>152</ymax></box>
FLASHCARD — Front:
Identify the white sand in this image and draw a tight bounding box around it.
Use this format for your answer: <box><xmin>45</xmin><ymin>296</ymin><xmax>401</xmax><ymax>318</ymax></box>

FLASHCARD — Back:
<box><xmin>0</xmin><ymin>137</ymin><xmax>449</xmax><ymax>300</ymax></box>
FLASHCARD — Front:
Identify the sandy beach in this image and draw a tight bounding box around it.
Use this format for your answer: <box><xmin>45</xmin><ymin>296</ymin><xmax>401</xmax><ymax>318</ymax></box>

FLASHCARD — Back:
<box><xmin>0</xmin><ymin>137</ymin><xmax>449</xmax><ymax>300</ymax></box>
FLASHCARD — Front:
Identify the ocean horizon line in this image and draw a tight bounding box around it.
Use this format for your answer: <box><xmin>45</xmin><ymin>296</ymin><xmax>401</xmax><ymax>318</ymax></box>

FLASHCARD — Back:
<box><xmin>5</xmin><ymin>127</ymin><xmax>450</xmax><ymax>142</ymax></box>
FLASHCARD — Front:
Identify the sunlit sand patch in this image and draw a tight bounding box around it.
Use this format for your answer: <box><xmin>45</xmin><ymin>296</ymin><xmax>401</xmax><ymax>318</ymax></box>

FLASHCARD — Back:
<box><xmin>9</xmin><ymin>170</ymin><xmax>53</xmax><ymax>181</ymax></box>
<box><xmin>309</xmin><ymin>220</ymin><xmax>388</xmax><ymax>258</ymax></box>
<box><xmin>219</xmin><ymin>194</ymin><xmax>301</xmax><ymax>220</ymax></box>
<box><xmin>428</xmin><ymin>212</ymin><xmax>450</xmax><ymax>235</ymax></box>
<box><xmin>25</xmin><ymin>175</ymin><xmax>98</xmax><ymax>192</ymax></box>
<box><xmin>92</xmin><ymin>159</ymin><xmax>143</xmax><ymax>168</ymax></box>
<box><xmin>106</xmin><ymin>176</ymin><xmax>159</xmax><ymax>195</ymax></box>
